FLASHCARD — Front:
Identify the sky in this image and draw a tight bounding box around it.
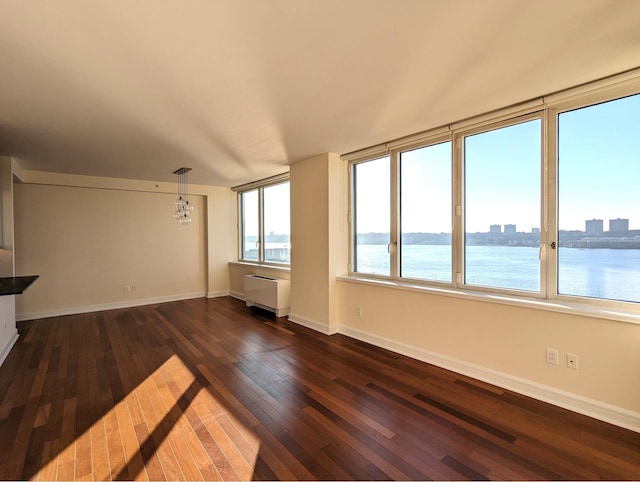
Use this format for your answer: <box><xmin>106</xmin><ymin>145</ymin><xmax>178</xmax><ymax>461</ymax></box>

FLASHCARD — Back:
<box><xmin>355</xmin><ymin>92</ymin><xmax>640</xmax><ymax>234</ymax></box>
<box><xmin>558</xmin><ymin>93</ymin><xmax>640</xmax><ymax>231</ymax></box>
<box><xmin>242</xmin><ymin>182</ymin><xmax>290</xmax><ymax>237</ymax></box>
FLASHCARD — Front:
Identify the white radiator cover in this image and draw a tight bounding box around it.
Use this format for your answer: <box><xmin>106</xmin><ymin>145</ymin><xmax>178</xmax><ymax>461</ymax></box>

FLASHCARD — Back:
<box><xmin>243</xmin><ymin>274</ymin><xmax>290</xmax><ymax>317</ymax></box>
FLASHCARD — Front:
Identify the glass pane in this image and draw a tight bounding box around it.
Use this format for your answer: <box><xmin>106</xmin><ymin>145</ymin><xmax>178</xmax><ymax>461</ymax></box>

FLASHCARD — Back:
<box><xmin>241</xmin><ymin>190</ymin><xmax>259</xmax><ymax>260</ymax></box>
<box><xmin>558</xmin><ymin>94</ymin><xmax>640</xmax><ymax>302</ymax></box>
<box><xmin>353</xmin><ymin>157</ymin><xmax>390</xmax><ymax>276</ymax></box>
<box><xmin>263</xmin><ymin>182</ymin><xmax>291</xmax><ymax>263</ymax></box>
<box><xmin>400</xmin><ymin>142</ymin><xmax>452</xmax><ymax>282</ymax></box>
<box><xmin>464</xmin><ymin>119</ymin><xmax>541</xmax><ymax>291</ymax></box>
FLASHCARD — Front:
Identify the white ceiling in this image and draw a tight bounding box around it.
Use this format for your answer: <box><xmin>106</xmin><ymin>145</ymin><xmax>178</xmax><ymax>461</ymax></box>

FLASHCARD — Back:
<box><xmin>1</xmin><ymin>0</ymin><xmax>639</xmax><ymax>187</ymax></box>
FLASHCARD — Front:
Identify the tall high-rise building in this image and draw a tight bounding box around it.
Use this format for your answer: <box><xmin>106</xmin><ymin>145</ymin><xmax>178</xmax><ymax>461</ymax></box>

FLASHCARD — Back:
<box><xmin>609</xmin><ymin>218</ymin><xmax>629</xmax><ymax>232</ymax></box>
<box><xmin>504</xmin><ymin>224</ymin><xmax>516</xmax><ymax>234</ymax></box>
<box><xmin>585</xmin><ymin>219</ymin><xmax>603</xmax><ymax>235</ymax></box>
<box><xmin>489</xmin><ymin>224</ymin><xmax>501</xmax><ymax>234</ymax></box>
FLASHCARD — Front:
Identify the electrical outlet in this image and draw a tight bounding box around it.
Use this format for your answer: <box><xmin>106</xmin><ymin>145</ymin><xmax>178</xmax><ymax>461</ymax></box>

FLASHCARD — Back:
<box><xmin>132</xmin><ymin>285</ymin><xmax>136</xmax><ymax>292</ymax></box>
<box><xmin>124</xmin><ymin>285</ymin><xmax>131</xmax><ymax>292</ymax></box>
<box><xmin>356</xmin><ymin>306</ymin><xmax>362</xmax><ymax>317</ymax></box>
<box><xmin>567</xmin><ymin>353</ymin><xmax>579</xmax><ymax>369</ymax></box>
<box><xmin>546</xmin><ymin>347</ymin><xmax>559</xmax><ymax>365</ymax></box>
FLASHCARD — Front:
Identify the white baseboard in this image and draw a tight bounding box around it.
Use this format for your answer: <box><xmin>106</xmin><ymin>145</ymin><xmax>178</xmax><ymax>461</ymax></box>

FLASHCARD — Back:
<box><xmin>288</xmin><ymin>313</ymin><xmax>338</xmax><ymax>335</ymax></box>
<box><xmin>229</xmin><ymin>290</ymin><xmax>245</xmax><ymax>301</ymax></box>
<box><xmin>0</xmin><ymin>330</ymin><xmax>19</xmax><ymax>367</ymax></box>
<box><xmin>339</xmin><ymin>325</ymin><xmax>640</xmax><ymax>433</ymax></box>
<box><xmin>16</xmin><ymin>292</ymin><xmax>207</xmax><ymax>322</ymax></box>
<box><xmin>207</xmin><ymin>290</ymin><xmax>230</xmax><ymax>298</ymax></box>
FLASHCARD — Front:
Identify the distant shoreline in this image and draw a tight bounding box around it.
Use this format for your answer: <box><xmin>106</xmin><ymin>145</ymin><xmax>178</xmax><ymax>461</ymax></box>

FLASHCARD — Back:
<box><xmin>355</xmin><ymin>230</ymin><xmax>640</xmax><ymax>249</ymax></box>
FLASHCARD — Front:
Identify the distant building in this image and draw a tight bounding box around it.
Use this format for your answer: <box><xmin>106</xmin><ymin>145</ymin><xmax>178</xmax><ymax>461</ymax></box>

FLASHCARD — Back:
<box><xmin>609</xmin><ymin>218</ymin><xmax>629</xmax><ymax>232</ymax></box>
<box><xmin>585</xmin><ymin>219</ymin><xmax>603</xmax><ymax>235</ymax></box>
<box><xmin>489</xmin><ymin>224</ymin><xmax>501</xmax><ymax>234</ymax></box>
<box><xmin>531</xmin><ymin>227</ymin><xmax>540</xmax><ymax>234</ymax></box>
<box><xmin>504</xmin><ymin>224</ymin><xmax>516</xmax><ymax>234</ymax></box>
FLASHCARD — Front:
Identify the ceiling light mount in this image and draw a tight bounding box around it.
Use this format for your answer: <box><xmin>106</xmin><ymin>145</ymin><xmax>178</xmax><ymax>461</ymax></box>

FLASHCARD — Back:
<box><xmin>173</xmin><ymin>167</ymin><xmax>194</xmax><ymax>225</ymax></box>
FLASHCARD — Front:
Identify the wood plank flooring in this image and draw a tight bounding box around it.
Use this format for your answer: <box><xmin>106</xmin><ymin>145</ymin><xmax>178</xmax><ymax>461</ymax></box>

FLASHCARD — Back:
<box><xmin>0</xmin><ymin>296</ymin><xmax>638</xmax><ymax>480</ymax></box>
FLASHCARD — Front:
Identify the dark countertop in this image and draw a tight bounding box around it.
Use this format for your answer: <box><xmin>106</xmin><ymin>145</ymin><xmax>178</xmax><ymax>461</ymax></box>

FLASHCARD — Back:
<box><xmin>0</xmin><ymin>275</ymin><xmax>39</xmax><ymax>296</ymax></box>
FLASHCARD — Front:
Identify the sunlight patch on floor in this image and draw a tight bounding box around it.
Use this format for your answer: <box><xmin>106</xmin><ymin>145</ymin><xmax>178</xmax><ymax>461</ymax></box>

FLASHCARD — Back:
<box><xmin>31</xmin><ymin>355</ymin><xmax>259</xmax><ymax>481</ymax></box>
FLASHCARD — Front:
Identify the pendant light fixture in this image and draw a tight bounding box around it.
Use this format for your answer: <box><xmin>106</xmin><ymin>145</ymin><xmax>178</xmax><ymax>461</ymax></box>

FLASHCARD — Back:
<box><xmin>173</xmin><ymin>167</ymin><xmax>194</xmax><ymax>224</ymax></box>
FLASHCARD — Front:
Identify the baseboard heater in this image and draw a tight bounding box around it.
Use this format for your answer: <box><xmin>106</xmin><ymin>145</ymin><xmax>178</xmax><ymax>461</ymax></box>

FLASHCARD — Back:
<box><xmin>243</xmin><ymin>274</ymin><xmax>290</xmax><ymax>317</ymax></box>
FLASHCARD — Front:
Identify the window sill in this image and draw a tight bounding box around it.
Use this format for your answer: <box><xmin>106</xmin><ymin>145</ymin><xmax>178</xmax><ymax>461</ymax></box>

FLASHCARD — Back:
<box><xmin>229</xmin><ymin>261</ymin><xmax>291</xmax><ymax>272</ymax></box>
<box><xmin>336</xmin><ymin>275</ymin><xmax>640</xmax><ymax>326</ymax></box>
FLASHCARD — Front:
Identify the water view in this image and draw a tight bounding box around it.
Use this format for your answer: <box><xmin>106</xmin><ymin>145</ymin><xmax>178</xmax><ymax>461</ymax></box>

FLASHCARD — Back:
<box><xmin>355</xmin><ymin>244</ymin><xmax>640</xmax><ymax>303</ymax></box>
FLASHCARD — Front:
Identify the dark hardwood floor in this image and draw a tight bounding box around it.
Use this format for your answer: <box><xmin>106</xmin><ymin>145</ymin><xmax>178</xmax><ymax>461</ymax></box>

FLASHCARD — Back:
<box><xmin>0</xmin><ymin>296</ymin><xmax>638</xmax><ymax>480</ymax></box>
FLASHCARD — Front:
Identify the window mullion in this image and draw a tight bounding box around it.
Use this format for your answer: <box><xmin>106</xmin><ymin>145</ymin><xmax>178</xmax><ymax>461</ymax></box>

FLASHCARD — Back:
<box><xmin>452</xmin><ymin>135</ymin><xmax>464</xmax><ymax>288</ymax></box>
<box><xmin>390</xmin><ymin>151</ymin><xmax>400</xmax><ymax>279</ymax></box>
<box><xmin>258</xmin><ymin>187</ymin><xmax>264</xmax><ymax>262</ymax></box>
<box><xmin>542</xmin><ymin>109</ymin><xmax>556</xmax><ymax>300</ymax></box>
<box><xmin>238</xmin><ymin>194</ymin><xmax>244</xmax><ymax>260</ymax></box>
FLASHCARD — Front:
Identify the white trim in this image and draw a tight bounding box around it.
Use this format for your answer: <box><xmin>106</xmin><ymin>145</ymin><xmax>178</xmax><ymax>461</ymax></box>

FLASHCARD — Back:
<box><xmin>386</xmin><ymin>126</ymin><xmax>451</xmax><ymax>151</ymax></box>
<box><xmin>207</xmin><ymin>290</ymin><xmax>230</xmax><ymax>298</ymax></box>
<box><xmin>287</xmin><ymin>313</ymin><xmax>337</xmax><ymax>335</ymax></box>
<box><xmin>231</xmin><ymin>172</ymin><xmax>289</xmax><ymax>192</ymax></box>
<box><xmin>228</xmin><ymin>261</ymin><xmax>291</xmax><ymax>273</ymax></box>
<box><xmin>544</xmin><ymin>67</ymin><xmax>640</xmax><ymax>106</ymax></box>
<box><xmin>341</xmin><ymin>144</ymin><xmax>389</xmax><ymax>163</ymax></box>
<box><xmin>450</xmin><ymin>98</ymin><xmax>544</xmax><ymax>132</ymax></box>
<box><xmin>229</xmin><ymin>290</ymin><xmax>245</xmax><ymax>301</ymax></box>
<box><xmin>16</xmin><ymin>292</ymin><xmax>206</xmax><ymax>322</ymax></box>
<box><xmin>0</xmin><ymin>330</ymin><xmax>19</xmax><ymax>367</ymax></box>
<box><xmin>339</xmin><ymin>324</ymin><xmax>640</xmax><ymax>433</ymax></box>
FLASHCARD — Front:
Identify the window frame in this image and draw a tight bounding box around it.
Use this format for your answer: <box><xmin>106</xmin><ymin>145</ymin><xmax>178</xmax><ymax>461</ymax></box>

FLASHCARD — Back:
<box><xmin>548</xmin><ymin>87</ymin><xmax>640</xmax><ymax>310</ymax></box>
<box><xmin>455</xmin><ymin>112</ymin><xmax>546</xmax><ymax>298</ymax></box>
<box><xmin>346</xmin><ymin>73</ymin><xmax>640</xmax><ymax>313</ymax></box>
<box><xmin>349</xmin><ymin>155</ymin><xmax>393</xmax><ymax>279</ymax></box>
<box><xmin>235</xmin><ymin>174</ymin><xmax>290</xmax><ymax>266</ymax></box>
<box><xmin>348</xmin><ymin>132</ymin><xmax>455</xmax><ymax>286</ymax></box>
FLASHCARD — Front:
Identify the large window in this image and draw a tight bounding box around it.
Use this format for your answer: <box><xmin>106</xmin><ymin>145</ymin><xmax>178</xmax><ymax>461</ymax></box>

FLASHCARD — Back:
<box><xmin>463</xmin><ymin>119</ymin><xmax>541</xmax><ymax>291</ymax></box>
<box><xmin>241</xmin><ymin>189</ymin><xmax>259</xmax><ymax>260</ymax></box>
<box><xmin>353</xmin><ymin>157</ymin><xmax>390</xmax><ymax>276</ymax></box>
<box><xmin>238</xmin><ymin>178</ymin><xmax>290</xmax><ymax>265</ymax></box>
<box><xmin>400</xmin><ymin>142</ymin><xmax>452</xmax><ymax>282</ymax></box>
<box><xmin>557</xmin><ymin>94</ymin><xmax>640</xmax><ymax>303</ymax></box>
<box><xmin>348</xmin><ymin>78</ymin><xmax>640</xmax><ymax>310</ymax></box>
<box><xmin>350</xmin><ymin>139</ymin><xmax>454</xmax><ymax>285</ymax></box>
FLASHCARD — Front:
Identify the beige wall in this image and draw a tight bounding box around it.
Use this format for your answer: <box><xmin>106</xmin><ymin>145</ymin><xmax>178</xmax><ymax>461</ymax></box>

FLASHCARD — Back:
<box><xmin>289</xmin><ymin>153</ymin><xmax>347</xmax><ymax>333</ymax></box>
<box><xmin>14</xmin><ymin>183</ymin><xmax>208</xmax><ymax>317</ymax></box>
<box><xmin>205</xmin><ymin>188</ymin><xmax>236</xmax><ymax>296</ymax></box>
<box><xmin>290</xmin><ymin>154</ymin><xmax>330</xmax><ymax>326</ymax></box>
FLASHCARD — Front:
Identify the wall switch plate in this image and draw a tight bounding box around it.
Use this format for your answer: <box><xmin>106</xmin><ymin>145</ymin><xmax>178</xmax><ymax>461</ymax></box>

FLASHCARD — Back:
<box><xmin>546</xmin><ymin>347</ymin><xmax>559</xmax><ymax>365</ymax></box>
